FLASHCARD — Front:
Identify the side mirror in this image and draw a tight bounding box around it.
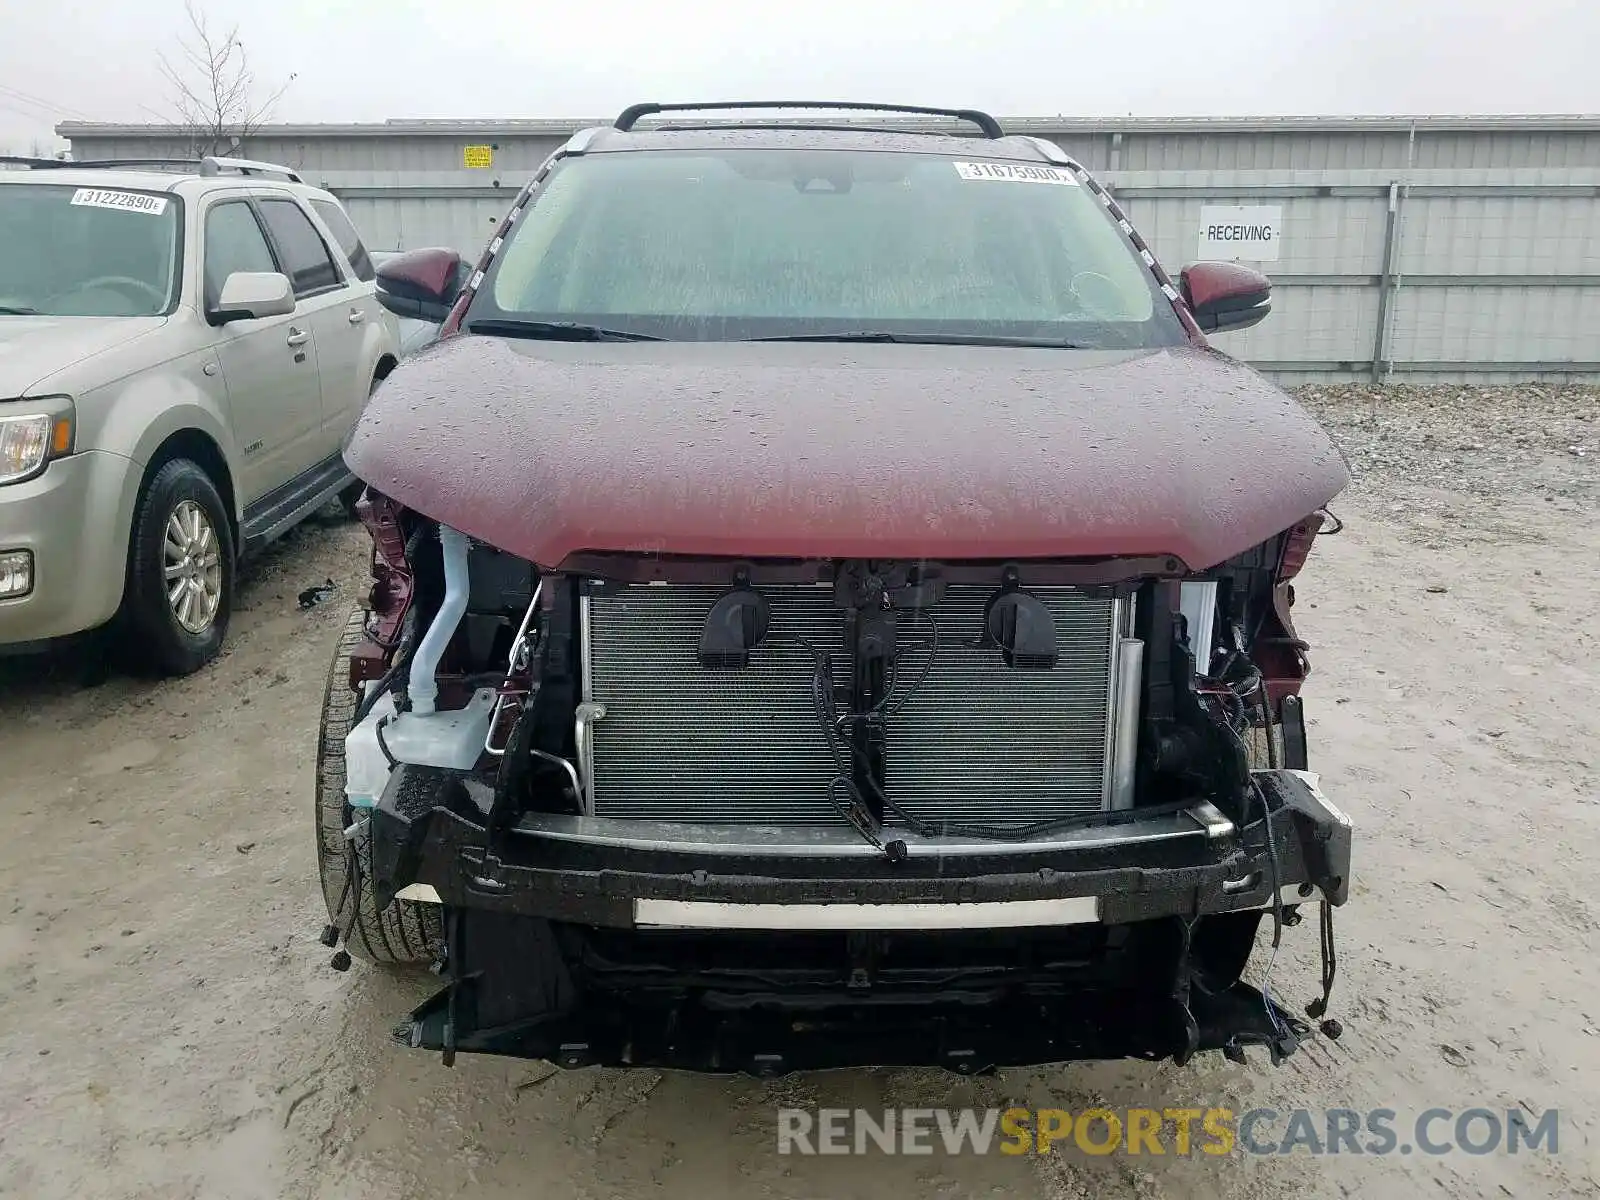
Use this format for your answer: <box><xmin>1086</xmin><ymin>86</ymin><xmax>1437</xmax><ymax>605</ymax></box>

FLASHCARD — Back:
<box><xmin>212</xmin><ymin>271</ymin><xmax>295</xmax><ymax>324</ymax></box>
<box><xmin>1180</xmin><ymin>262</ymin><xmax>1271</xmax><ymax>333</ymax></box>
<box><xmin>375</xmin><ymin>247</ymin><xmax>466</xmax><ymax>324</ymax></box>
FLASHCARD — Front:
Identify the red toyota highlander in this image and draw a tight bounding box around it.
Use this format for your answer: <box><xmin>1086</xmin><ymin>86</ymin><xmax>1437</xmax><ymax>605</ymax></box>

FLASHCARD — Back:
<box><xmin>314</xmin><ymin>102</ymin><xmax>1353</xmax><ymax>1075</ymax></box>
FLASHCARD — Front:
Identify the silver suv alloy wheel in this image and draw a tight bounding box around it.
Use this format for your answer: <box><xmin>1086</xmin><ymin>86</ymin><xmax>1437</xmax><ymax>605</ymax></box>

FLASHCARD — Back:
<box><xmin>164</xmin><ymin>499</ymin><xmax>223</xmax><ymax>634</ymax></box>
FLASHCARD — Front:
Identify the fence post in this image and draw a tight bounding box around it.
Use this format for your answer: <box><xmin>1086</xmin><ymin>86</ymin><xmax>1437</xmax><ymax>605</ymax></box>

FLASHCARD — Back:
<box><xmin>1370</xmin><ymin>180</ymin><xmax>1402</xmax><ymax>382</ymax></box>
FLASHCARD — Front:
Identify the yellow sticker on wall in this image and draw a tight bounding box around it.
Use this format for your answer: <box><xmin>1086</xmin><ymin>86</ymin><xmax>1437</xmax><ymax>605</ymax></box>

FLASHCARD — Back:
<box><xmin>463</xmin><ymin>144</ymin><xmax>494</xmax><ymax>169</ymax></box>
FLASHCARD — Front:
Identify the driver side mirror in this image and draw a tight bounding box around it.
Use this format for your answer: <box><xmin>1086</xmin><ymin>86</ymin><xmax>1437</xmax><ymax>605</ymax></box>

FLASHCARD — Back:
<box><xmin>1180</xmin><ymin>262</ymin><xmax>1271</xmax><ymax>333</ymax></box>
<box><xmin>375</xmin><ymin>248</ymin><xmax>466</xmax><ymax>324</ymax></box>
<box><xmin>211</xmin><ymin>271</ymin><xmax>295</xmax><ymax>324</ymax></box>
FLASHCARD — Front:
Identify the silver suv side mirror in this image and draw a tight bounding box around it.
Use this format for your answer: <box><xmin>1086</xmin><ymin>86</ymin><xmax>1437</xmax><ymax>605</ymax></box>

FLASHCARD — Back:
<box><xmin>212</xmin><ymin>271</ymin><xmax>295</xmax><ymax>324</ymax></box>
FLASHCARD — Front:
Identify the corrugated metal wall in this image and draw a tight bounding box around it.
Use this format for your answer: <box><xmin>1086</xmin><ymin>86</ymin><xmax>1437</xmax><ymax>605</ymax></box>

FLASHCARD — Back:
<box><xmin>62</xmin><ymin>116</ymin><xmax>1600</xmax><ymax>383</ymax></box>
<box><xmin>1107</xmin><ymin>168</ymin><xmax>1600</xmax><ymax>382</ymax></box>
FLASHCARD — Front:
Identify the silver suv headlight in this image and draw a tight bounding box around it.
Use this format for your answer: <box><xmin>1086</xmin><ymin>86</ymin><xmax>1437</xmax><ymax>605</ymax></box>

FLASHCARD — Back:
<box><xmin>0</xmin><ymin>405</ymin><xmax>74</xmax><ymax>485</ymax></box>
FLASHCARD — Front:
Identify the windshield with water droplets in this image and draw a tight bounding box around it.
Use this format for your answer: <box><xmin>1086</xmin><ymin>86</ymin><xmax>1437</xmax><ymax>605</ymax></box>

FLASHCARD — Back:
<box><xmin>472</xmin><ymin>149</ymin><xmax>1185</xmax><ymax>348</ymax></box>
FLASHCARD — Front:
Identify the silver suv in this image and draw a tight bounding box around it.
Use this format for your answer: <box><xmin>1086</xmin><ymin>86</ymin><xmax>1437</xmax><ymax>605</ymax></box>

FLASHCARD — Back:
<box><xmin>0</xmin><ymin>155</ymin><xmax>400</xmax><ymax>674</ymax></box>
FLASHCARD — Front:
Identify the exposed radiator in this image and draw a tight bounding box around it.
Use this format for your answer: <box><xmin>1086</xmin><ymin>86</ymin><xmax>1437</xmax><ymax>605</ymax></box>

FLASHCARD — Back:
<box><xmin>883</xmin><ymin>585</ymin><xmax>1116</xmax><ymax>830</ymax></box>
<box><xmin>583</xmin><ymin>582</ymin><xmax>1119</xmax><ymax>829</ymax></box>
<box><xmin>585</xmin><ymin>584</ymin><xmax>844</xmax><ymax>825</ymax></box>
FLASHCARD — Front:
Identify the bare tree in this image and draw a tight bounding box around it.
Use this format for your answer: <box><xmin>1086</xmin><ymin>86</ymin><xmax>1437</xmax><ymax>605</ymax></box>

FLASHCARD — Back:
<box><xmin>159</xmin><ymin>0</ymin><xmax>295</xmax><ymax>157</ymax></box>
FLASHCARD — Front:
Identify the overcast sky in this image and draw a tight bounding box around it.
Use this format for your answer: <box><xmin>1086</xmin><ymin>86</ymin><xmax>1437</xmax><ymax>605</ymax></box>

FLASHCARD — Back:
<box><xmin>2</xmin><ymin>0</ymin><xmax>1597</xmax><ymax>149</ymax></box>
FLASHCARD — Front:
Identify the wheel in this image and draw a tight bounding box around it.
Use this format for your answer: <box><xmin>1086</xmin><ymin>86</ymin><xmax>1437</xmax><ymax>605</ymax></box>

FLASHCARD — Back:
<box><xmin>316</xmin><ymin>605</ymin><xmax>442</xmax><ymax>965</ymax></box>
<box><xmin>121</xmin><ymin>458</ymin><xmax>234</xmax><ymax>675</ymax></box>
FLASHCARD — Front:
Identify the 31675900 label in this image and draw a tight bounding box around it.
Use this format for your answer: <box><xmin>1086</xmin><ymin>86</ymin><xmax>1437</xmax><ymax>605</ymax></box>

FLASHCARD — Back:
<box><xmin>952</xmin><ymin>162</ymin><xmax>1078</xmax><ymax>185</ymax></box>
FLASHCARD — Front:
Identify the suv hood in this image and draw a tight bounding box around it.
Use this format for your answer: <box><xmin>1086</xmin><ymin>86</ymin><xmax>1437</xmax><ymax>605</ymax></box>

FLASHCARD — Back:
<box><xmin>345</xmin><ymin>335</ymin><xmax>1350</xmax><ymax>570</ymax></box>
<box><xmin>0</xmin><ymin>315</ymin><xmax>167</xmax><ymax>397</ymax></box>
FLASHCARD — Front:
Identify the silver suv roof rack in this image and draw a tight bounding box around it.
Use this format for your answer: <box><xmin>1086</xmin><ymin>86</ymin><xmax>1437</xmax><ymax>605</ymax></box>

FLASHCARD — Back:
<box><xmin>0</xmin><ymin>154</ymin><xmax>301</xmax><ymax>183</ymax></box>
<box><xmin>613</xmin><ymin>100</ymin><xmax>1006</xmax><ymax>139</ymax></box>
<box><xmin>198</xmin><ymin>155</ymin><xmax>302</xmax><ymax>182</ymax></box>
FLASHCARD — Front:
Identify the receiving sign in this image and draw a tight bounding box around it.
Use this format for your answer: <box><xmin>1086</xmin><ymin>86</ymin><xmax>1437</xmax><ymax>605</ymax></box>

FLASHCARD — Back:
<box><xmin>1197</xmin><ymin>206</ymin><xmax>1282</xmax><ymax>262</ymax></box>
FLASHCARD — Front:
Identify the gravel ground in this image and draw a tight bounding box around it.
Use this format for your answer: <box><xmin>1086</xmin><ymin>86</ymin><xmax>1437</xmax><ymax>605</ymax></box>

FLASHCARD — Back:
<box><xmin>1295</xmin><ymin>382</ymin><xmax>1598</xmax><ymax>504</ymax></box>
<box><xmin>0</xmin><ymin>385</ymin><xmax>1596</xmax><ymax>1199</ymax></box>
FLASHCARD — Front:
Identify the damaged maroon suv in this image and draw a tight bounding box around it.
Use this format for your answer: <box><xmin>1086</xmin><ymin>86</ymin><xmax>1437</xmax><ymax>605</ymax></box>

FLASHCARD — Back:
<box><xmin>315</xmin><ymin>101</ymin><xmax>1353</xmax><ymax>1075</ymax></box>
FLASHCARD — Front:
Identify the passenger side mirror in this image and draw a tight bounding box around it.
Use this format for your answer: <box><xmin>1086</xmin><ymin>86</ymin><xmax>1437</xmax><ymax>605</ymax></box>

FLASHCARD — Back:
<box><xmin>212</xmin><ymin>271</ymin><xmax>295</xmax><ymax>324</ymax></box>
<box><xmin>1179</xmin><ymin>262</ymin><xmax>1271</xmax><ymax>333</ymax></box>
<box><xmin>375</xmin><ymin>248</ymin><xmax>466</xmax><ymax>324</ymax></box>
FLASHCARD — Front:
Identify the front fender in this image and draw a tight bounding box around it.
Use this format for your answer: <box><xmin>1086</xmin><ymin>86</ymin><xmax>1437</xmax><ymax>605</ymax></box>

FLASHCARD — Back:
<box><xmin>87</xmin><ymin>350</ymin><xmax>240</xmax><ymax>519</ymax></box>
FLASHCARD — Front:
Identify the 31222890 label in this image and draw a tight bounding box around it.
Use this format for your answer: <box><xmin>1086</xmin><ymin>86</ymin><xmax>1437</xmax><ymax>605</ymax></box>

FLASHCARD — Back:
<box><xmin>69</xmin><ymin>188</ymin><xmax>169</xmax><ymax>216</ymax></box>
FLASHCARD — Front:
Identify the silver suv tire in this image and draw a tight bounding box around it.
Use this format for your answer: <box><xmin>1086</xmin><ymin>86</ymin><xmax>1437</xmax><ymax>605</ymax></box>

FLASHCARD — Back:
<box><xmin>121</xmin><ymin>458</ymin><xmax>234</xmax><ymax>676</ymax></box>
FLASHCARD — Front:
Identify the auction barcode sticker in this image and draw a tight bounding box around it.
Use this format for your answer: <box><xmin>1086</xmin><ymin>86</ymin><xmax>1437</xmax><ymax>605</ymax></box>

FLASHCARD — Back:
<box><xmin>70</xmin><ymin>188</ymin><xmax>169</xmax><ymax>216</ymax></box>
<box><xmin>953</xmin><ymin>161</ymin><xmax>1077</xmax><ymax>185</ymax></box>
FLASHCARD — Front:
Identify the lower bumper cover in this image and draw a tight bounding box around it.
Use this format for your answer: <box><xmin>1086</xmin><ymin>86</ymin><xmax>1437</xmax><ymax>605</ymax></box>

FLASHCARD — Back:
<box><xmin>367</xmin><ymin>769</ymin><xmax>1351</xmax><ymax>1073</ymax></box>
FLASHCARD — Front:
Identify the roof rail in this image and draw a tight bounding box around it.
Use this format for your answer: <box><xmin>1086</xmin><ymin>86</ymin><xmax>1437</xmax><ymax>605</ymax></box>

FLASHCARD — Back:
<box><xmin>0</xmin><ymin>154</ymin><xmax>303</xmax><ymax>183</ymax></box>
<box><xmin>613</xmin><ymin>101</ymin><xmax>1005</xmax><ymax>139</ymax></box>
<box><xmin>199</xmin><ymin>155</ymin><xmax>303</xmax><ymax>182</ymax></box>
<box><xmin>642</xmin><ymin>122</ymin><xmax>994</xmax><ymax>141</ymax></box>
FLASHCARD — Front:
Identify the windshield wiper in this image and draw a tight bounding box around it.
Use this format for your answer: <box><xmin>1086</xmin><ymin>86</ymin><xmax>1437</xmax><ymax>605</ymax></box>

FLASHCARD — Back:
<box><xmin>468</xmin><ymin>318</ymin><xmax>664</xmax><ymax>342</ymax></box>
<box><xmin>0</xmin><ymin>305</ymin><xmax>39</xmax><ymax>315</ymax></box>
<box><xmin>747</xmin><ymin>331</ymin><xmax>1087</xmax><ymax>348</ymax></box>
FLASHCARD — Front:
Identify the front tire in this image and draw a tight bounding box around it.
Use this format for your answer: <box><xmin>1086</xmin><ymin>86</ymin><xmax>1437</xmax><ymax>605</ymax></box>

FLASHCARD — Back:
<box><xmin>122</xmin><ymin>458</ymin><xmax>233</xmax><ymax>676</ymax></box>
<box><xmin>316</xmin><ymin>606</ymin><xmax>442</xmax><ymax>965</ymax></box>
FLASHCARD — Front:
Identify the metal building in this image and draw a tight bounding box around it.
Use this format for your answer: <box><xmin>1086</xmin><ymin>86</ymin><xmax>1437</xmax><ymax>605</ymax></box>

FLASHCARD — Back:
<box><xmin>58</xmin><ymin>114</ymin><xmax>1600</xmax><ymax>383</ymax></box>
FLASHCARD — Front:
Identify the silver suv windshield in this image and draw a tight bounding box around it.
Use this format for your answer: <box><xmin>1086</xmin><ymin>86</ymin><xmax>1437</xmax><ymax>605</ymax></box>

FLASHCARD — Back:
<box><xmin>474</xmin><ymin>148</ymin><xmax>1184</xmax><ymax>347</ymax></box>
<box><xmin>0</xmin><ymin>183</ymin><xmax>180</xmax><ymax>318</ymax></box>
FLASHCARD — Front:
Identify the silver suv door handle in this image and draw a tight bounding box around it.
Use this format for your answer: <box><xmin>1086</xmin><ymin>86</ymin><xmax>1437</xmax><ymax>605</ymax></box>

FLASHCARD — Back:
<box><xmin>347</xmin><ymin>309</ymin><xmax>365</xmax><ymax>325</ymax></box>
<box><xmin>286</xmin><ymin>328</ymin><xmax>310</xmax><ymax>347</ymax></box>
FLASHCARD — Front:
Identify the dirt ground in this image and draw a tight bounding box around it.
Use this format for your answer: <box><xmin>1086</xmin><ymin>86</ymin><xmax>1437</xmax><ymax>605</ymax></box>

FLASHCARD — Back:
<box><xmin>2</xmin><ymin>390</ymin><xmax>1597</xmax><ymax>1199</ymax></box>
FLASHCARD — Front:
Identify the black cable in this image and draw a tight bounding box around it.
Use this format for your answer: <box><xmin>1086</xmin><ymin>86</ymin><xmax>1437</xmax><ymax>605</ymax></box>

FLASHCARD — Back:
<box><xmin>788</xmin><ymin>609</ymin><xmax>1186</xmax><ymax>844</ymax></box>
<box><xmin>819</xmin><ymin>609</ymin><xmax>939</xmax><ymax>726</ymax></box>
<box><xmin>826</xmin><ymin>775</ymin><xmax>886</xmax><ymax>851</ymax></box>
<box><xmin>792</xmin><ymin>635</ymin><xmax>886</xmax><ymax>850</ymax></box>
<box><xmin>789</xmin><ymin>630</ymin><xmax>945</xmax><ymax>847</ymax></box>
<box><xmin>1322</xmin><ymin>903</ymin><xmax>1335</xmax><ymax>989</ymax></box>
<box><xmin>1214</xmin><ymin>621</ymin><xmax>1276</xmax><ymax>767</ymax></box>
<box><xmin>353</xmin><ymin>607</ymin><xmax>418</xmax><ymax>725</ymax></box>
<box><xmin>861</xmin><ymin>762</ymin><xmax>1195</xmax><ymax>841</ymax></box>
<box><xmin>1209</xmin><ymin>643</ymin><xmax>1271</xmax><ymax>742</ymax></box>
<box><xmin>1251</xmin><ymin>774</ymin><xmax>1291</xmax><ymax>1041</ymax></box>
<box><xmin>374</xmin><ymin>715</ymin><xmax>398</xmax><ymax>770</ymax></box>
<box><xmin>887</xmin><ymin>609</ymin><xmax>939</xmax><ymax>714</ymax></box>
<box><xmin>1259</xmin><ymin>677</ymin><xmax>1279</xmax><ymax>770</ymax></box>
<box><xmin>352</xmin><ymin>658</ymin><xmax>403</xmax><ymax>724</ymax></box>
<box><xmin>794</xmin><ymin>624</ymin><xmax>949</xmax><ymax>842</ymax></box>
